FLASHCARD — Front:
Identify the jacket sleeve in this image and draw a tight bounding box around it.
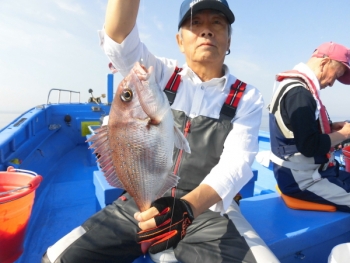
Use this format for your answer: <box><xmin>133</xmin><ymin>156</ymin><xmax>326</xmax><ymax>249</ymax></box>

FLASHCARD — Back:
<box><xmin>201</xmin><ymin>84</ymin><xmax>263</xmax><ymax>213</ymax></box>
<box><xmin>281</xmin><ymin>87</ymin><xmax>331</xmax><ymax>157</ymax></box>
<box><xmin>99</xmin><ymin>24</ymin><xmax>177</xmax><ymax>89</ymax></box>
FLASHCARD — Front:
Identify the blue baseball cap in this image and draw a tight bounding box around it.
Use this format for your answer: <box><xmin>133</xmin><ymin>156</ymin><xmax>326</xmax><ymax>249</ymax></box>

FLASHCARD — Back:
<box><xmin>178</xmin><ymin>0</ymin><xmax>235</xmax><ymax>30</ymax></box>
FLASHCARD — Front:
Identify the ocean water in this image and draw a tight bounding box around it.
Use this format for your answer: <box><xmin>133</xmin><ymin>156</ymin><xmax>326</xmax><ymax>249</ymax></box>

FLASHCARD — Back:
<box><xmin>0</xmin><ymin>112</ymin><xmax>22</xmax><ymax>130</ymax></box>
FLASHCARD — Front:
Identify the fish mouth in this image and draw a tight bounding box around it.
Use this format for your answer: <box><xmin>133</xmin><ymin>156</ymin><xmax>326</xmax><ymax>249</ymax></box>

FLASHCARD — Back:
<box><xmin>132</xmin><ymin>62</ymin><xmax>151</xmax><ymax>81</ymax></box>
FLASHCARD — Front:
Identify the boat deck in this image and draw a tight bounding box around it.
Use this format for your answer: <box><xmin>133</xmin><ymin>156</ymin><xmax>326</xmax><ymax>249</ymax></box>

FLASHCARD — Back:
<box><xmin>5</xmin><ymin>108</ymin><xmax>349</xmax><ymax>263</ymax></box>
<box><xmin>13</xmin><ymin>130</ymin><xmax>279</xmax><ymax>263</ymax></box>
<box><xmin>15</xmin><ymin>144</ymin><xmax>97</xmax><ymax>263</ymax></box>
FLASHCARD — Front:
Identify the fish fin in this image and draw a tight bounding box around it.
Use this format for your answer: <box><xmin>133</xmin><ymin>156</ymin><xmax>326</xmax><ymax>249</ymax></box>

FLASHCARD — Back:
<box><xmin>107</xmin><ymin>175</ymin><xmax>125</xmax><ymax>189</ymax></box>
<box><xmin>155</xmin><ymin>173</ymin><xmax>179</xmax><ymax>200</ymax></box>
<box><xmin>86</xmin><ymin>126</ymin><xmax>125</xmax><ymax>190</ymax></box>
<box><xmin>86</xmin><ymin>127</ymin><xmax>106</xmax><ymax>142</ymax></box>
<box><xmin>173</xmin><ymin>126</ymin><xmax>191</xmax><ymax>153</ymax></box>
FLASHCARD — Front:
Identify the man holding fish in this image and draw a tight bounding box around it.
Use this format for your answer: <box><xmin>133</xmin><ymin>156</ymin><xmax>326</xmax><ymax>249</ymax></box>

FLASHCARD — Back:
<box><xmin>42</xmin><ymin>0</ymin><xmax>279</xmax><ymax>262</ymax></box>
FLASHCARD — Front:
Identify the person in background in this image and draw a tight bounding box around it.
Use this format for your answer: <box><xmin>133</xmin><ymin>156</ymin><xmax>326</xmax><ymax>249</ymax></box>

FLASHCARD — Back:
<box><xmin>269</xmin><ymin>42</ymin><xmax>350</xmax><ymax>211</ymax></box>
<box><xmin>41</xmin><ymin>0</ymin><xmax>279</xmax><ymax>262</ymax></box>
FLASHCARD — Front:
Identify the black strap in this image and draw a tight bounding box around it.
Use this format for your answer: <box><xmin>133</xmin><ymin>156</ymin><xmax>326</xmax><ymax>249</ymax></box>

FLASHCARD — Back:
<box><xmin>271</xmin><ymin>81</ymin><xmax>305</xmax><ymax>114</ymax></box>
<box><xmin>272</xmin><ymin>145</ymin><xmax>299</xmax><ymax>157</ymax></box>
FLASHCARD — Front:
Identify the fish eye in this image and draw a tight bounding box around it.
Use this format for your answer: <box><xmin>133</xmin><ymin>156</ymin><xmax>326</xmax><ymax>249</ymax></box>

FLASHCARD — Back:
<box><xmin>120</xmin><ymin>89</ymin><xmax>133</xmax><ymax>102</ymax></box>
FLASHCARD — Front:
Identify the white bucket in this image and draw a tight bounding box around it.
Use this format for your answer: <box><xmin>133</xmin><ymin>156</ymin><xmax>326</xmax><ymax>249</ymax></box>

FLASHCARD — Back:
<box><xmin>328</xmin><ymin>243</ymin><xmax>350</xmax><ymax>263</ymax></box>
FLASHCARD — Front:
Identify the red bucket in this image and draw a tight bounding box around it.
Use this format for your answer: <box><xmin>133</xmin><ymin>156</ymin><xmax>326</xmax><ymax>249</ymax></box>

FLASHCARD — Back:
<box><xmin>342</xmin><ymin>146</ymin><xmax>350</xmax><ymax>172</ymax></box>
<box><xmin>0</xmin><ymin>166</ymin><xmax>42</xmax><ymax>263</ymax></box>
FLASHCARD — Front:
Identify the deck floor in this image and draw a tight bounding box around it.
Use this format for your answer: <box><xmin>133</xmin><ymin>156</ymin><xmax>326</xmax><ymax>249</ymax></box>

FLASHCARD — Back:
<box><xmin>15</xmin><ymin>144</ymin><xmax>98</xmax><ymax>263</ymax></box>
<box><xmin>13</xmin><ymin>135</ymin><xmax>278</xmax><ymax>263</ymax></box>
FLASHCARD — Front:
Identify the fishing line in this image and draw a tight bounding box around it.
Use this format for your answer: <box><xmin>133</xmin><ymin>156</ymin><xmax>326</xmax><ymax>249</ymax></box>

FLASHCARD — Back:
<box><xmin>139</xmin><ymin>0</ymin><xmax>145</xmax><ymax>66</ymax></box>
<box><xmin>115</xmin><ymin>0</ymin><xmax>145</xmax><ymax>77</ymax></box>
<box><xmin>190</xmin><ymin>2</ymin><xmax>193</xmax><ymax>63</ymax></box>
<box><xmin>165</xmin><ymin>184</ymin><xmax>177</xmax><ymax>251</ymax></box>
<box><xmin>164</xmin><ymin>0</ymin><xmax>195</xmax><ymax>252</ymax></box>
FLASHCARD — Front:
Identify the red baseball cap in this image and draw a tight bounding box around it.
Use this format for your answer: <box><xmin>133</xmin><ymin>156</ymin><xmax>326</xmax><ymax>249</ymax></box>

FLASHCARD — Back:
<box><xmin>312</xmin><ymin>42</ymin><xmax>350</xmax><ymax>85</ymax></box>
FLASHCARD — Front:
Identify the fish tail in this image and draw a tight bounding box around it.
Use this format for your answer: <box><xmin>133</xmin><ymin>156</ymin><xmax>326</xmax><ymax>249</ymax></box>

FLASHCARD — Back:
<box><xmin>173</xmin><ymin>125</ymin><xmax>191</xmax><ymax>153</ymax></box>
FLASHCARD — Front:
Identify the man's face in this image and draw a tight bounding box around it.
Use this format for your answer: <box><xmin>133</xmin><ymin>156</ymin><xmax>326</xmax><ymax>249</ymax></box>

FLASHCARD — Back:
<box><xmin>176</xmin><ymin>10</ymin><xmax>231</xmax><ymax>65</ymax></box>
<box><xmin>319</xmin><ymin>59</ymin><xmax>347</xmax><ymax>89</ymax></box>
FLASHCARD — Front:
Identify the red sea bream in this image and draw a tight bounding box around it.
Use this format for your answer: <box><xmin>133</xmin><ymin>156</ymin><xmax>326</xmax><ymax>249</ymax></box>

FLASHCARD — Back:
<box><xmin>87</xmin><ymin>62</ymin><xmax>190</xmax><ymax>212</ymax></box>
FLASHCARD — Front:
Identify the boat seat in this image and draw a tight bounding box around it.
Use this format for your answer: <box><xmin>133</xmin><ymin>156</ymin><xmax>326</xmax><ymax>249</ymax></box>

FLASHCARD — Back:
<box><xmin>275</xmin><ymin>185</ymin><xmax>336</xmax><ymax>212</ymax></box>
<box><xmin>240</xmin><ymin>193</ymin><xmax>350</xmax><ymax>262</ymax></box>
<box><xmin>93</xmin><ymin>170</ymin><xmax>124</xmax><ymax>209</ymax></box>
<box><xmin>92</xmin><ymin>169</ymin><xmax>258</xmax><ymax>210</ymax></box>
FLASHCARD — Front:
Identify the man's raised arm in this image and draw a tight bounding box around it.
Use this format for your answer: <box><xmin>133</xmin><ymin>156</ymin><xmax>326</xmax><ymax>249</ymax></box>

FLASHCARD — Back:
<box><xmin>105</xmin><ymin>0</ymin><xmax>140</xmax><ymax>44</ymax></box>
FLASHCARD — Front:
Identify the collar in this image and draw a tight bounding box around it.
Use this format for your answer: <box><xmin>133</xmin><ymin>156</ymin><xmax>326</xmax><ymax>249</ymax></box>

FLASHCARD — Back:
<box><xmin>293</xmin><ymin>62</ymin><xmax>321</xmax><ymax>96</ymax></box>
<box><xmin>179</xmin><ymin>64</ymin><xmax>230</xmax><ymax>91</ymax></box>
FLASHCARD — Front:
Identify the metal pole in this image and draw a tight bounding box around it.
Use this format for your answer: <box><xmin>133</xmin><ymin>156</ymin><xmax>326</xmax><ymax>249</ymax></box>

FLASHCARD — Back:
<box><xmin>107</xmin><ymin>74</ymin><xmax>114</xmax><ymax>105</ymax></box>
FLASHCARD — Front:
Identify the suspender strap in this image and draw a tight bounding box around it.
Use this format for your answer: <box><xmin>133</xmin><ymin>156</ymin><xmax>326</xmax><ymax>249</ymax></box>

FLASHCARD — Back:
<box><xmin>164</xmin><ymin>67</ymin><xmax>182</xmax><ymax>105</ymax></box>
<box><xmin>220</xmin><ymin>79</ymin><xmax>247</xmax><ymax>118</ymax></box>
<box><xmin>164</xmin><ymin>69</ymin><xmax>246</xmax><ymax>119</ymax></box>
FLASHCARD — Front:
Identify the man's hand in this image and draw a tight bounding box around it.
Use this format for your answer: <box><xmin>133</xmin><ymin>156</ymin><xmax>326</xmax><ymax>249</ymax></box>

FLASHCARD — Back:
<box><xmin>135</xmin><ymin>197</ymin><xmax>194</xmax><ymax>254</ymax></box>
<box><xmin>330</xmin><ymin>122</ymin><xmax>350</xmax><ymax>147</ymax></box>
<box><xmin>331</xmin><ymin>121</ymin><xmax>346</xmax><ymax>132</ymax></box>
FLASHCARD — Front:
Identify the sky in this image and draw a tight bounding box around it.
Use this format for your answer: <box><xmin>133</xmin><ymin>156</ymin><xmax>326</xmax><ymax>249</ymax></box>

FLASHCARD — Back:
<box><xmin>1</xmin><ymin>0</ymin><xmax>350</xmax><ymax>130</ymax></box>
